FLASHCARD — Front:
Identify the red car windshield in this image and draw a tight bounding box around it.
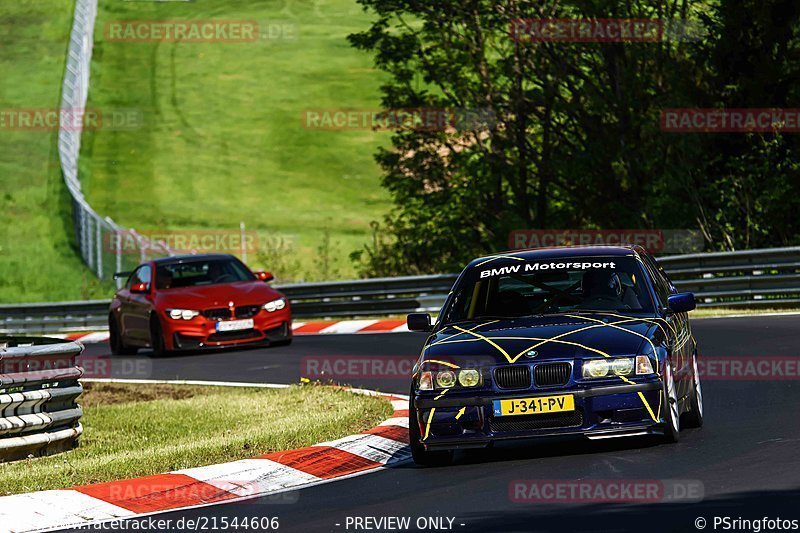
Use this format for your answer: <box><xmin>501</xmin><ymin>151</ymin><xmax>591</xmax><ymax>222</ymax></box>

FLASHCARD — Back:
<box><xmin>155</xmin><ymin>258</ymin><xmax>255</xmax><ymax>289</ymax></box>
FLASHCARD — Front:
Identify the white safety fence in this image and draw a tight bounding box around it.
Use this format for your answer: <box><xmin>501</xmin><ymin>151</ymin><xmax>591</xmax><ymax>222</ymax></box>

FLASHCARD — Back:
<box><xmin>59</xmin><ymin>0</ymin><xmax>171</xmax><ymax>280</ymax></box>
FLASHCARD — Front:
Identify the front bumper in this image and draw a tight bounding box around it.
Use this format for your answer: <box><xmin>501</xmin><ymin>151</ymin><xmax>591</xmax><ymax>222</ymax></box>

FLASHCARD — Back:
<box><xmin>414</xmin><ymin>381</ymin><xmax>664</xmax><ymax>450</ymax></box>
<box><xmin>163</xmin><ymin>312</ymin><xmax>292</xmax><ymax>350</ymax></box>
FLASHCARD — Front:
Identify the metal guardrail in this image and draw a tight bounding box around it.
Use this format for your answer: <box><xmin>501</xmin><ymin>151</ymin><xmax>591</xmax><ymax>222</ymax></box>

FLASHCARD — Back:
<box><xmin>0</xmin><ymin>338</ymin><xmax>84</xmax><ymax>462</ymax></box>
<box><xmin>659</xmin><ymin>247</ymin><xmax>800</xmax><ymax>307</ymax></box>
<box><xmin>0</xmin><ymin>248</ymin><xmax>798</xmax><ymax>334</ymax></box>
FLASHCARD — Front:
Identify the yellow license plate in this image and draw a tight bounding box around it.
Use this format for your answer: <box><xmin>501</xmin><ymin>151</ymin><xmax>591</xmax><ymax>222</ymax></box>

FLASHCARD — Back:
<box><xmin>493</xmin><ymin>395</ymin><xmax>574</xmax><ymax>417</ymax></box>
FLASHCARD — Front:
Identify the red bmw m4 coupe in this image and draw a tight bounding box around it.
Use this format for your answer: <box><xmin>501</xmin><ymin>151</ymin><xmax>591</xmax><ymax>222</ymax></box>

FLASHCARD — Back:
<box><xmin>109</xmin><ymin>254</ymin><xmax>292</xmax><ymax>356</ymax></box>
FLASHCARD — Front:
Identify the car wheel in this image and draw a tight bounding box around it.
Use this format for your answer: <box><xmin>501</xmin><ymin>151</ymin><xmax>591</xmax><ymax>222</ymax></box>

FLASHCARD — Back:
<box><xmin>149</xmin><ymin>316</ymin><xmax>170</xmax><ymax>358</ymax></box>
<box><xmin>109</xmin><ymin>315</ymin><xmax>137</xmax><ymax>355</ymax></box>
<box><xmin>683</xmin><ymin>351</ymin><xmax>704</xmax><ymax>428</ymax></box>
<box><xmin>409</xmin><ymin>392</ymin><xmax>453</xmax><ymax>467</ymax></box>
<box><xmin>662</xmin><ymin>359</ymin><xmax>681</xmax><ymax>443</ymax></box>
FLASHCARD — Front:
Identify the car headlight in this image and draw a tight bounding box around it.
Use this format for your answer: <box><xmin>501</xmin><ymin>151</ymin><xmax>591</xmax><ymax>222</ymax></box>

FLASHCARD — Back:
<box><xmin>263</xmin><ymin>298</ymin><xmax>287</xmax><ymax>312</ymax></box>
<box><xmin>167</xmin><ymin>309</ymin><xmax>200</xmax><ymax>320</ymax></box>
<box><xmin>435</xmin><ymin>370</ymin><xmax>457</xmax><ymax>389</ymax></box>
<box><xmin>417</xmin><ymin>369</ymin><xmax>483</xmax><ymax>390</ymax></box>
<box><xmin>611</xmin><ymin>357</ymin><xmax>635</xmax><ymax>376</ymax></box>
<box><xmin>458</xmin><ymin>369</ymin><xmax>481</xmax><ymax>387</ymax></box>
<box><xmin>582</xmin><ymin>357</ymin><xmax>636</xmax><ymax>379</ymax></box>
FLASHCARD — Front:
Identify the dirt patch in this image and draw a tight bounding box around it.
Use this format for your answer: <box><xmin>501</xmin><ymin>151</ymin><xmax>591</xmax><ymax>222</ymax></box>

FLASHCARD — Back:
<box><xmin>80</xmin><ymin>382</ymin><xmax>199</xmax><ymax>407</ymax></box>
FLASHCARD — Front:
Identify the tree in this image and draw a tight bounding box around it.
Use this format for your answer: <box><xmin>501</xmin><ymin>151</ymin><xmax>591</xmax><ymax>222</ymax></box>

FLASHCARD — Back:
<box><xmin>349</xmin><ymin>0</ymin><xmax>800</xmax><ymax>276</ymax></box>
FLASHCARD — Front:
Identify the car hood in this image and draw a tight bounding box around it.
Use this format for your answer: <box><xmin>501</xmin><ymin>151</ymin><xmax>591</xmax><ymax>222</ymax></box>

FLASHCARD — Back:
<box><xmin>155</xmin><ymin>282</ymin><xmax>283</xmax><ymax>309</ymax></box>
<box><xmin>423</xmin><ymin>312</ymin><xmax>663</xmax><ymax>364</ymax></box>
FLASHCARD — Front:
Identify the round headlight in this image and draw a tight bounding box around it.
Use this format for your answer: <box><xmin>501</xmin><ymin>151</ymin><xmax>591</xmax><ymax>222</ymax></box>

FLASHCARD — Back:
<box><xmin>458</xmin><ymin>369</ymin><xmax>481</xmax><ymax>387</ymax></box>
<box><xmin>181</xmin><ymin>310</ymin><xmax>196</xmax><ymax>320</ymax></box>
<box><xmin>584</xmin><ymin>360</ymin><xmax>609</xmax><ymax>378</ymax></box>
<box><xmin>435</xmin><ymin>370</ymin><xmax>456</xmax><ymax>389</ymax></box>
<box><xmin>275</xmin><ymin>298</ymin><xmax>286</xmax><ymax>310</ymax></box>
<box><xmin>611</xmin><ymin>358</ymin><xmax>634</xmax><ymax>376</ymax></box>
<box><xmin>169</xmin><ymin>309</ymin><xmax>182</xmax><ymax>319</ymax></box>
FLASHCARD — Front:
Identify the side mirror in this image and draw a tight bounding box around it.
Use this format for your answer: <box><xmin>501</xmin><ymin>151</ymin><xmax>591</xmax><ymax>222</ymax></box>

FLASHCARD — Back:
<box><xmin>130</xmin><ymin>282</ymin><xmax>149</xmax><ymax>294</ymax></box>
<box><xmin>667</xmin><ymin>292</ymin><xmax>696</xmax><ymax>313</ymax></box>
<box><xmin>407</xmin><ymin>313</ymin><xmax>433</xmax><ymax>332</ymax></box>
<box><xmin>255</xmin><ymin>271</ymin><xmax>274</xmax><ymax>282</ymax></box>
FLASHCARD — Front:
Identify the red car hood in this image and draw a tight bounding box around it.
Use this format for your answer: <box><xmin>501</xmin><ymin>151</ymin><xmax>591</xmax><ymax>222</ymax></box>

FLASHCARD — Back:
<box><xmin>154</xmin><ymin>282</ymin><xmax>283</xmax><ymax>309</ymax></box>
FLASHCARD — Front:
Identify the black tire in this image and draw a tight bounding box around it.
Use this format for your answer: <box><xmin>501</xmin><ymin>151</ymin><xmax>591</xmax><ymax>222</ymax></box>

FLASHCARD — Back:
<box><xmin>661</xmin><ymin>359</ymin><xmax>681</xmax><ymax>443</ymax></box>
<box><xmin>409</xmin><ymin>393</ymin><xmax>453</xmax><ymax>467</ymax></box>
<box><xmin>682</xmin><ymin>351</ymin><xmax>704</xmax><ymax>429</ymax></box>
<box><xmin>109</xmin><ymin>315</ymin><xmax>137</xmax><ymax>355</ymax></box>
<box><xmin>149</xmin><ymin>315</ymin><xmax>170</xmax><ymax>358</ymax></box>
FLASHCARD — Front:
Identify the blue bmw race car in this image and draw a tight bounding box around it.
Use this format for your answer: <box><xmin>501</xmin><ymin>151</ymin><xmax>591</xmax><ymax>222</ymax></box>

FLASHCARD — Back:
<box><xmin>407</xmin><ymin>245</ymin><xmax>703</xmax><ymax>466</ymax></box>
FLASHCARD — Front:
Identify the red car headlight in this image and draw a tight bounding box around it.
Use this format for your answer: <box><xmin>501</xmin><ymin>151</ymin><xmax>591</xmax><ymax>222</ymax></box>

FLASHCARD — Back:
<box><xmin>167</xmin><ymin>309</ymin><xmax>200</xmax><ymax>320</ymax></box>
<box><xmin>263</xmin><ymin>298</ymin><xmax>287</xmax><ymax>312</ymax></box>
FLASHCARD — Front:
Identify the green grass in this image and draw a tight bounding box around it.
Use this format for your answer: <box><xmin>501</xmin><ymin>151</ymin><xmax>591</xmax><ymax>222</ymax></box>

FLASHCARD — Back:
<box><xmin>0</xmin><ymin>1</ymin><xmax>114</xmax><ymax>303</ymax></box>
<box><xmin>0</xmin><ymin>382</ymin><xmax>392</xmax><ymax>495</ymax></box>
<box><xmin>80</xmin><ymin>0</ymin><xmax>392</xmax><ymax>282</ymax></box>
<box><xmin>691</xmin><ymin>307</ymin><xmax>800</xmax><ymax>318</ymax></box>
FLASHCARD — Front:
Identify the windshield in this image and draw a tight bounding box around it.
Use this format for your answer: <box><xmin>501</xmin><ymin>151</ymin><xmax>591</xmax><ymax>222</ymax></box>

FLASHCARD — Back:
<box><xmin>155</xmin><ymin>258</ymin><xmax>255</xmax><ymax>289</ymax></box>
<box><xmin>442</xmin><ymin>255</ymin><xmax>655</xmax><ymax>323</ymax></box>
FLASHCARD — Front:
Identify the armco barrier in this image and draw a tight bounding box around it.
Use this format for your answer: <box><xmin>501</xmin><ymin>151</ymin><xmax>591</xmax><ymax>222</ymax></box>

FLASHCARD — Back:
<box><xmin>0</xmin><ymin>337</ymin><xmax>84</xmax><ymax>462</ymax></box>
<box><xmin>0</xmin><ymin>247</ymin><xmax>798</xmax><ymax>334</ymax></box>
<box><xmin>659</xmin><ymin>247</ymin><xmax>800</xmax><ymax>307</ymax></box>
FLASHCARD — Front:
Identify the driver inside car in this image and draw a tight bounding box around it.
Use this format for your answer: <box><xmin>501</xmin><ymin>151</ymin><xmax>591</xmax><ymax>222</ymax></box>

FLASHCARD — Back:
<box><xmin>578</xmin><ymin>270</ymin><xmax>629</xmax><ymax>310</ymax></box>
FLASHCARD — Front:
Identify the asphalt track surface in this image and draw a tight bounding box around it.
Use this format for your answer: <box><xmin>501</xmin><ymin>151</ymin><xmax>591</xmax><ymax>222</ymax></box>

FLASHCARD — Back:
<box><xmin>72</xmin><ymin>315</ymin><xmax>800</xmax><ymax>533</ymax></box>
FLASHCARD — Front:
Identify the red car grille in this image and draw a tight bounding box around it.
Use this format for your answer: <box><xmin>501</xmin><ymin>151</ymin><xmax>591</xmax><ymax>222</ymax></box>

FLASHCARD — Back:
<box><xmin>202</xmin><ymin>305</ymin><xmax>263</xmax><ymax>321</ymax></box>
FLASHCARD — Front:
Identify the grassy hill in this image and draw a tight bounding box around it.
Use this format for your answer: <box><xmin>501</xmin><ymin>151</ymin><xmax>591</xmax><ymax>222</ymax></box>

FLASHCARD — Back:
<box><xmin>0</xmin><ymin>1</ymin><xmax>113</xmax><ymax>303</ymax></box>
<box><xmin>79</xmin><ymin>0</ymin><xmax>392</xmax><ymax>282</ymax></box>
